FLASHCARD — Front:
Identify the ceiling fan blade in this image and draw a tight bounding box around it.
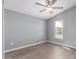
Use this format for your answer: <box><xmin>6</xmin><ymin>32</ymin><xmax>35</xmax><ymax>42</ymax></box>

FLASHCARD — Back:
<box><xmin>49</xmin><ymin>0</ymin><xmax>52</xmax><ymax>5</ymax></box>
<box><xmin>47</xmin><ymin>0</ymin><xmax>57</xmax><ymax>5</ymax></box>
<box><xmin>53</xmin><ymin>6</ymin><xmax>63</xmax><ymax>9</ymax></box>
<box><xmin>51</xmin><ymin>0</ymin><xmax>57</xmax><ymax>5</ymax></box>
<box><xmin>36</xmin><ymin>2</ymin><xmax>46</xmax><ymax>7</ymax></box>
<box><xmin>40</xmin><ymin>9</ymin><xmax>46</xmax><ymax>12</ymax></box>
<box><xmin>47</xmin><ymin>1</ymin><xmax>50</xmax><ymax>6</ymax></box>
<box><xmin>47</xmin><ymin>0</ymin><xmax>51</xmax><ymax>4</ymax></box>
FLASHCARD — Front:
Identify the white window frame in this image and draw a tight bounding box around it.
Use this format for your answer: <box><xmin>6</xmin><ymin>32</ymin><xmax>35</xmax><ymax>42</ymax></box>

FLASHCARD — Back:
<box><xmin>55</xmin><ymin>19</ymin><xmax>63</xmax><ymax>39</ymax></box>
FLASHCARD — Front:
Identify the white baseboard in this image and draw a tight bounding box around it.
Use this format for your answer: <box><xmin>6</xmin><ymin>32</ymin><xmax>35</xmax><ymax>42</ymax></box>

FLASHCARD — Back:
<box><xmin>48</xmin><ymin>40</ymin><xmax>76</xmax><ymax>49</ymax></box>
<box><xmin>4</xmin><ymin>41</ymin><xmax>47</xmax><ymax>53</ymax></box>
<box><xmin>4</xmin><ymin>40</ymin><xmax>76</xmax><ymax>53</ymax></box>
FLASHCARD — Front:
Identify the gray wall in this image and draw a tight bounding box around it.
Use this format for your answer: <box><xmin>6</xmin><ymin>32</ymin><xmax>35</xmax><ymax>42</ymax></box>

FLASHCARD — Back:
<box><xmin>3</xmin><ymin>6</ymin><xmax>76</xmax><ymax>51</ymax></box>
<box><xmin>47</xmin><ymin>6</ymin><xmax>76</xmax><ymax>48</ymax></box>
<box><xmin>3</xmin><ymin>9</ymin><xmax>47</xmax><ymax>50</ymax></box>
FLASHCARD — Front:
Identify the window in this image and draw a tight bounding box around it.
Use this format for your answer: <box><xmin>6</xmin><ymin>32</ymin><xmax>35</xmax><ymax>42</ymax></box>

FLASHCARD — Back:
<box><xmin>55</xmin><ymin>19</ymin><xmax>63</xmax><ymax>39</ymax></box>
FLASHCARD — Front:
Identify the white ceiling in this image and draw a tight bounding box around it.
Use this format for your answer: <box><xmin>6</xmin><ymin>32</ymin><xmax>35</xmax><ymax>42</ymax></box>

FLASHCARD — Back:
<box><xmin>4</xmin><ymin>0</ymin><xmax>76</xmax><ymax>20</ymax></box>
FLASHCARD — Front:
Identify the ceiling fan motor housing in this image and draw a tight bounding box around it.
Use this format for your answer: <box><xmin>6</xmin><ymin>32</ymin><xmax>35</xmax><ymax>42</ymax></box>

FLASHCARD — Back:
<box><xmin>46</xmin><ymin>0</ymin><xmax>57</xmax><ymax>5</ymax></box>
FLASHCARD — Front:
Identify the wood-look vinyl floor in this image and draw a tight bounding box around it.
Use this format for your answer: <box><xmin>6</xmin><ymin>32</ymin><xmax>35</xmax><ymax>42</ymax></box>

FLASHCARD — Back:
<box><xmin>5</xmin><ymin>42</ymin><xmax>76</xmax><ymax>59</ymax></box>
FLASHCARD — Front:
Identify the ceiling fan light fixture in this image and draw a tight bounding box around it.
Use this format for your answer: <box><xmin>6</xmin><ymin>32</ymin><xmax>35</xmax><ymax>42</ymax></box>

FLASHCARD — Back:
<box><xmin>46</xmin><ymin>7</ymin><xmax>52</xmax><ymax>11</ymax></box>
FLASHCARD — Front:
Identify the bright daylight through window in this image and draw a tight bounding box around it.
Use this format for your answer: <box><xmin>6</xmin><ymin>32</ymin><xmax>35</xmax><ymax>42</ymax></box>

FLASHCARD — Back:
<box><xmin>55</xmin><ymin>19</ymin><xmax>63</xmax><ymax>39</ymax></box>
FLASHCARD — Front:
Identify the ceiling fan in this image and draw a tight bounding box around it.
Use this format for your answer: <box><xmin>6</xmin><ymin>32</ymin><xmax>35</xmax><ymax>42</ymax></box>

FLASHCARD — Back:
<box><xmin>35</xmin><ymin>0</ymin><xmax>63</xmax><ymax>14</ymax></box>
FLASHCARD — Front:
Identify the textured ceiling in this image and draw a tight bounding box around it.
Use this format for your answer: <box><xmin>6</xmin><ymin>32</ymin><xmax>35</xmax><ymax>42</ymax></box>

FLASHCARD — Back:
<box><xmin>4</xmin><ymin>0</ymin><xmax>76</xmax><ymax>20</ymax></box>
